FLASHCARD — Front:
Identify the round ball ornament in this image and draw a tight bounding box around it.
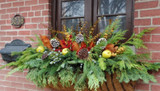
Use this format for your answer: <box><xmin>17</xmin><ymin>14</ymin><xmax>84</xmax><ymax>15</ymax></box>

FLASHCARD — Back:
<box><xmin>102</xmin><ymin>50</ymin><xmax>112</xmax><ymax>58</ymax></box>
<box><xmin>96</xmin><ymin>38</ymin><xmax>107</xmax><ymax>45</ymax></box>
<box><xmin>36</xmin><ymin>46</ymin><xmax>45</xmax><ymax>53</ymax></box>
<box><xmin>50</xmin><ymin>39</ymin><xmax>60</xmax><ymax>48</ymax></box>
<box><xmin>62</xmin><ymin>48</ymin><xmax>69</xmax><ymax>55</ymax></box>
<box><xmin>76</xmin><ymin>33</ymin><xmax>84</xmax><ymax>43</ymax></box>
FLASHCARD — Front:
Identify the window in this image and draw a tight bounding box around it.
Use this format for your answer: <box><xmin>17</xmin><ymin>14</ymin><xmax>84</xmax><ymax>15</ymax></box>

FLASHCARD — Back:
<box><xmin>51</xmin><ymin>0</ymin><xmax>134</xmax><ymax>39</ymax></box>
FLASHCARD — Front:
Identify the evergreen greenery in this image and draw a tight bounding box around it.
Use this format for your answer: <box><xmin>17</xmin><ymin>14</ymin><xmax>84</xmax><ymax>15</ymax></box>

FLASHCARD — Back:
<box><xmin>1</xmin><ymin>20</ymin><xmax>160</xmax><ymax>91</ymax></box>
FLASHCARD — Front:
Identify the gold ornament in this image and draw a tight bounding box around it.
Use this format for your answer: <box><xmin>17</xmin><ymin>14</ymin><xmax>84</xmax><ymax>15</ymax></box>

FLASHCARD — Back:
<box><xmin>102</xmin><ymin>50</ymin><xmax>112</xmax><ymax>58</ymax></box>
<box><xmin>62</xmin><ymin>48</ymin><xmax>69</xmax><ymax>55</ymax></box>
<box><xmin>116</xmin><ymin>47</ymin><xmax>125</xmax><ymax>54</ymax></box>
<box><xmin>111</xmin><ymin>53</ymin><xmax>117</xmax><ymax>57</ymax></box>
<box><xmin>36</xmin><ymin>46</ymin><xmax>45</xmax><ymax>53</ymax></box>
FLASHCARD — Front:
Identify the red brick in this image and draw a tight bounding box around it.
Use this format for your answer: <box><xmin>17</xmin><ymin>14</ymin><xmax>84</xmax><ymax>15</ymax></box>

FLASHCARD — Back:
<box><xmin>24</xmin><ymin>36</ymin><xmax>36</xmax><ymax>41</ymax></box>
<box><xmin>24</xmin><ymin>84</ymin><xmax>37</xmax><ymax>90</ymax></box>
<box><xmin>1</xmin><ymin>26</ymin><xmax>11</xmax><ymax>30</ymax></box>
<box><xmin>5</xmin><ymin>76</ymin><xmax>17</xmax><ymax>82</ymax></box>
<box><xmin>7</xmin><ymin>8</ymin><xmax>18</xmax><ymax>13</ymax></box>
<box><xmin>1</xmin><ymin>3</ymin><xmax>11</xmax><ymax>8</ymax></box>
<box><xmin>44</xmin><ymin>17</ymin><xmax>49</xmax><ymax>22</ymax></box>
<box><xmin>0</xmin><ymin>75</ymin><xmax>5</xmax><ymax>80</ymax></box>
<box><xmin>12</xmin><ymin>72</ymin><xmax>24</xmax><ymax>76</ymax></box>
<box><xmin>134</xmin><ymin>19</ymin><xmax>151</xmax><ymax>26</ymax></box>
<box><xmin>21</xmin><ymin>12</ymin><xmax>28</xmax><ymax>17</ymax></box>
<box><xmin>11</xmin><ymin>82</ymin><xmax>23</xmax><ymax>88</ymax></box>
<box><xmin>141</xmin><ymin>9</ymin><xmax>160</xmax><ymax>17</ymax></box>
<box><xmin>5</xmin><ymin>87</ymin><xmax>16</xmax><ymax>91</ymax></box>
<box><xmin>9</xmin><ymin>13</ymin><xmax>15</xmax><ymax>18</ymax></box>
<box><xmin>38</xmin><ymin>23</ymin><xmax>48</xmax><ymax>29</ymax></box>
<box><xmin>31</xmin><ymin>30</ymin><xmax>44</xmax><ymax>35</ymax></box>
<box><xmin>25</xmin><ymin>24</ymin><xmax>37</xmax><ymax>29</ymax></box>
<box><xmin>0</xmin><ymin>42</ymin><xmax>5</xmax><ymax>47</ymax></box>
<box><xmin>145</xmin><ymin>43</ymin><xmax>160</xmax><ymax>51</ymax></box>
<box><xmin>19</xmin><ymin>7</ymin><xmax>30</xmax><ymax>12</ymax></box>
<box><xmin>135</xmin><ymin>83</ymin><xmax>149</xmax><ymax>90</ymax></box>
<box><xmin>43</xmin><ymin>11</ymin><xmax>49</xmax><ymax>16</ymax></box>
<box><xmin>153</xmin><ymin>18</ymin><xmax>160</xmax><ymax>25</ymax></box>
<box><xmin>16</xmin><ymin>89</ymin><xmax>29</xmax><ymax>91</ymax></box>
<box><xmin>152</xmin><ymin>52</ymin><xmax>160</xmax><ymax>59</ymax></box>
<box><xmin>1</xmin><ymin>14</ymin><xmax>9</xmax><ymax>19</ymax></box>
<box><xmin>13</xmin><ymin>37</ymin><xmax>24</xmax><ymax>40</ymax></box>
<box><xmin>135</xmin><ymin>1</ymin><xmax>158</xmax><ymax>10</ymax></box>
<box><xmin>0</xmin><ymin>81</ymin><xmax>11</xmax><ymax>86</ymax></box>
<box><xmin>13</xmin><ymin>2</ymin><xmax>24</xmax><ymax>7</ymax></box>
<box><xmin>0</xmin><ymin>9</ymin><xmax>6</xmax><ymax>14</ymax></box>
<box><xmin>151</xmin><ymin>85</ymin><xmax>160</xmax><ymax>91</ymax></box>
<box><xmin>142</xmin><ymin>34</ymin><xmax>151</xmax><ymax>42</ymax></box>
<box><xmin>6</xmin><ymin>0</ymin><xmax>17</xmax><ymax>2</ymax></box>
<box><xmin>25</xmin><ymin>0</ymin><xmax>37</xmax><ymax>5</ymax></box>
<box><xmin>28</xmin><ymin>12</ymin><xmax>34</xmax><ymax>17</ymax></box>
<box><xmin>25</xmin><ymin>18</ymin><xmax>31</xmax><ymax>23</ymax></box>
<box><xmin>32</xmin><ymin>17</ymin><xmax>44</xmax><ymax>23</ymax></box>
<box><xmin>152</xmin><ymin>35</ymin><xmax>160</xmax><ymax>42</ymax></box>
<box><xmin>45</xmin><ymin>4</ymin><xmax>49</xmax><ymax>9</ymax></box>
<box><xmin>16</xmin><ymin>77</ymin><xmax>32</xmax><ymax>83</ymax></box>
<box><xmin>7</xmin><ymin>31</ymin><xmax>17</xmax><ymax>35</ymax></box>
<box><xmin>35</xmin><ymin>11</ymin><xmax>41</xmax><ymax>16</ymax></box>
<box><xmin>39</xmin><ymin>0</ymin><xmax>48</xmax><ymax>4</ymax></box>
<box><xmin>0</xmin><ymin>86</ymin><xmax>5</xmax><ymax>91</ymax></box>
<box><xmin>0</xmin><ymin>20</ymin><xmax>6</xmax><ymax>24</ymax></box>
<box><xmin>19</xmin><ymin>31</ymin><xmax>30</xmax><ymax>35</ymax></box>
<box><xmin>134</xmin><ymin>11</ymin><xmax>138</xmax><ymax>18</ymax></box>
<box><xmin>32</xmin><ymin>5</ymin><xmax>44</xmax><ymax>11</ymax></box>
<box><xmin>0</xmin><ymin>0</ymin><xmax>5</xmax><ymax>3</ymax></box>
<box><xmin>134</xmin><ymin>27</ymin><xmax>139</xmax><ymax>34</ymax></box>
<box><xmin>0</xmin><ymin>37</ymin><xmax>11</xmax><ymax>41</ymax></box>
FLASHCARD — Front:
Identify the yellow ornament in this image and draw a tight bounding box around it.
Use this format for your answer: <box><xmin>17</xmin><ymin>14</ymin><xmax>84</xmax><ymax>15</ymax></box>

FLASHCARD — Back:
<box><xmin>62</xmin><ymin>48</ymin><xmax>69</xmax><ymax>55</ymax></box>
<box><xmin>36</xmin><ymin>46</ymin><xmax>45</xmax><ymax>53</ymax></box>
<box><xmin>102</xmin><ymin>50</ymin><xmax>112</xmax><ymax>58</ymax></box>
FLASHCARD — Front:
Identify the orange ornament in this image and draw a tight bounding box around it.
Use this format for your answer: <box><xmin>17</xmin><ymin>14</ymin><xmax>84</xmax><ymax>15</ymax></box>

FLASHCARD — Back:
<box><xmin>40</xmin><ymin>35</ymin><xmax>53</xmax><ymax>50</ymax></box>
<box><xmin>81</xmin><ymin>42</ymin><xmax>87</xmax><ymax>48</ymax></box>
<box><xmin>105</xmin><ymin>44</ymin><xmax>116</xmax><ymax>53</ymax></box>
<box><xmin>60</xmin><ymin>40</ymin><xmax>67</xmax><ymax>48</ymax></box>
<box><xmin>72</xmin><ymin>41</ymin><xmax>79</xmax><ymax>51</ymax></box>
<box><xmin>89</xmin><ymin>41</ymin><xmax>95</xmax><ymax>48</ymax></box>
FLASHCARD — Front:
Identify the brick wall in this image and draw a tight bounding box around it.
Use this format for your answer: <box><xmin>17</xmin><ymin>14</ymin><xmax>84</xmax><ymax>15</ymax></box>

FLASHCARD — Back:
<box><xmin>0</xmin><ymin>0</ymin><xmax>160</xmax><ymax>91</ymax></box>
<box><xmin>0</xmin><ymin>0</ymin><xmax>52</xmax><ymax>91</ymax></box>
<box><xmin>134</xmin><ymin>0</ymin><xmax>160</xmax><ymax>91</ymax></box>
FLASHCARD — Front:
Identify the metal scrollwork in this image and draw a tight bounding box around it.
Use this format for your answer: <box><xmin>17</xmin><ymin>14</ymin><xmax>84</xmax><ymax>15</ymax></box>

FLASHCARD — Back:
<box><xmin>11</xmin><ymin>14</ymin><xmax>25</xmax><ymax>28</ymax></box>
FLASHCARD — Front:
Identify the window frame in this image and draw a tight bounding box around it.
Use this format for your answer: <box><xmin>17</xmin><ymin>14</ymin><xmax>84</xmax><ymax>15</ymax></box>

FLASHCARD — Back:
<box><xmin>50</xmin><ymin>0</ymin><xmax>134</xmax><ymax>39</ymax></box>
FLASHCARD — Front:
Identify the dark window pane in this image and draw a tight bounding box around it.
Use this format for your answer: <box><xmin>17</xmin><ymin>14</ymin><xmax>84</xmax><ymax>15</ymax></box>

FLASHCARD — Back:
<box><xmin>98</xmin><ymin>15</ymin><xmax>126</xmax><ymax>32</ymax></box>
<box><xmin>62</xmin><ymin>18</ymin><xmax>84</xmax><ymax>31</ymax></box>
<box><xmin>98</xmin><ymin>0</ymin><xmax>126</xmax><ymax>15</ymax></box>
<box><xmin>62</xmin><ymin>0</ymin><xmax>85</xmax><ymax>17</ymax></box>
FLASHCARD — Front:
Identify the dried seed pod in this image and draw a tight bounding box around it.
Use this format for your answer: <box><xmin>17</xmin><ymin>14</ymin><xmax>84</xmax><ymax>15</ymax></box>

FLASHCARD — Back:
<box><xmin>50</xmin><ymin>39</ymin><xmax>60</xmax><ymax>48</ymax></box>
<box><xmin>76</xmin><ymin>33</ymin><xmax>84</xmax><ymax>43</ymax></box>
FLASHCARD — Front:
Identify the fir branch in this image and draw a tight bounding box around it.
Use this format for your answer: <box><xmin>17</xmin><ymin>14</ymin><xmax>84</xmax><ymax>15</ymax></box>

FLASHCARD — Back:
<box><xmin>107</xmin><ymin>30</ymin><xmax>127</xmax><ymax>44</ymax></box>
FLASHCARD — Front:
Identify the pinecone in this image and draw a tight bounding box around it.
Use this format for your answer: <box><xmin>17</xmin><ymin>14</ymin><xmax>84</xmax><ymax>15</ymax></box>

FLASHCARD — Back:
<box><xmin>42</xmin><ymin>52</ymin><xmax>48</xmax><ymax>60</ymax></box>
<box><xmin>78</xmin><ymin>48</ymin><xmax>88</xmax><ymax>59</ymax></box>
<box><xmin>50</xmin><ymin>39</ymin><xmax>60</xmax><ymax>48</ymax></box>
<box><xmin>76</xmin><ymin>34</ymin><xmax>84</xmax><ymax>43</ymax></box>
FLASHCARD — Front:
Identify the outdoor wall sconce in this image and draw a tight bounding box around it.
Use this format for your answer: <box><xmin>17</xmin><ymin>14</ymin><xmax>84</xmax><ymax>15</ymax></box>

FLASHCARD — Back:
<box><xmin>11</xmin><ymin>14</ymin><xmax>25</xmax><ymax>28</ymax></box>
<box><xmin>0</xmin><ymin>39</ymin><xmax>31</xmax><ymax>63</ymax></box>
